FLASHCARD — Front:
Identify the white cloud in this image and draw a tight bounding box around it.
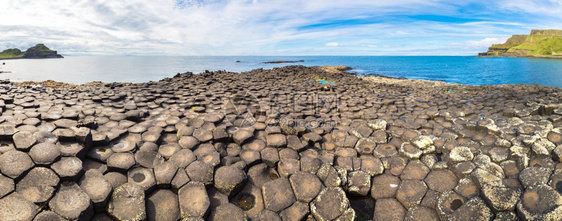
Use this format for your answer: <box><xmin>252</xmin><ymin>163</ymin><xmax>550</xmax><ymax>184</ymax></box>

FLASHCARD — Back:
<box><xmin>325</xmin><ymin>42</ymin><xmax>340</xmax><ymax>47</ymax></box>
<box><xmin>467</xmin><ymin>37</ymin><xmax>509</xmax><ymax>48</ymax></box>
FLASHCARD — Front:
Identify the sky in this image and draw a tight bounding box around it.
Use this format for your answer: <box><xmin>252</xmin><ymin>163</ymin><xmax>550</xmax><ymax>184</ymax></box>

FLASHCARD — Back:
<box><xmin>1</xmin><ymin>0</ymin><xmax>562</xmax><ymax>56</ymax></box>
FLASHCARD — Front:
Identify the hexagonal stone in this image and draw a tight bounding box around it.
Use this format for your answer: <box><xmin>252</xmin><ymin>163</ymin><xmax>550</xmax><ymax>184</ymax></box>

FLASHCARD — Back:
<box><xmin>371</xmin><ymin>174</ymin><xmax>401</xmax><ymax>199</ymax></box>
<box><xmin>0</xmin><ymin>150</ymin><xmax>34</xmax><ymax>179</ymax></box>
<box><xmin>214</xmin><ymin>165</ymin><xmax>247</xmax><ymax>197</ymax></box>
<box><xmin>355</xmin><ymin>138</ymin><xmax>376</xmax><ymax>155</ymax></box>
<box><xmin>400</xmin><ymin>142</ymin><xmax>422</xmax><ymax>159</ymax></box>
<box><xmin>360</xmin><ymin>156</ymin><xmax>384</xmax><ymax>176</ymax></box>
<box><xmin>266</xmin><ymin>134</ymin><xmax>286</xmax><ymax>148</ymax></box>
<box><xmin>128</xmin><ymin>167</ymin><xmax>156</xmax><ymax>192</ymax></box>
<box><xmin>49</xmin><ymin>182</ymin><xmax>94</xmax><ymax>220</ymax></box>
<box><xmin>317</xmin><ymin>163</ymin><xmax>343</xmax><ymax>187</ymax></box>
<box><xmin>0</xmin><ymin>174</ymin><xmax>14</xmax><ymax>198</ymax></box>
<box><xmin>154</xmin><ymin>161</ymin><xmax>179</xmax><ymax>186</ymax></box>
<box><xmin>209</xmin><ymin>203</ymin><xmax>247</xmax><ymax>221</ymax></box>
<box><xmin>347</xmin><ymin>170</ymin><xmax>371</xmax><ymax>196</ymax></box>
<box><xmin>0</xmin><ymin>193</ymin><xmax>39</xmax><ymax>221</ymax></box>
<box><xmin>280</xmin><ymin>201</ymin><xmax>309</xmax><ymax>221</ymax></box>
<box><xmin>384</xmin><ymin>155</ymin><xmax>408</xmax><ymax>176</ymax></box>
<box><xmin>517</xmin><ymin>184</ymin><xmax>562</xmax><ymax>220</ymax></box>
<box><xmin>146</xmin><ymin>189</ymin><xmax>180</xmax><ymax>221</ymax></box>
<box><xmin>300</xmin><ymin>156</ymin><xmax>322</xmax><ymax>174</ymax></box>
<box><xmin>51</xmin><ymin>157</ymin><xmax>83</xmax><ymax>181</ymax></box>
<box><xmin>79</xmin><ymin>170</ymin><xmax>113</xmax><ymax>212</ymax></box>
<box><xmin>396</xmin><ymin>179</ymin><xmax>428</xmax><ymax>209</ymax></box>
<box><xmin>519</xmin><ymin>166</ymin><xmax>551</xmax><ymax>189</ymax></box>
<box><xmin>34</xmin><ymin>211</ymin><xmax>66</xmax><ymax>221</ymax></box>
<box><xmin>186</xmin><ymin>160</ymin><xmax>214</xmax><ymax>185</ymax></box>
<box><xmin>233</xmin><ymin>129</ymin><xmax>253</xmax><ymax>145</ymax></box>
<box><xmin>169</xmin><ymin>149</ymin><xmax>196</xmax><ymax>168</ymax></box>
<box><xmin>436</xmin><ymin>191</ymin><xmax>465</xmax><ymax>220</ymax></box>
<box><xmin>452</xmin><ymin>197</ymin><xmax>493</xmax><ymax>221</ymax></box>
<box><xmin>135</xmin><ymin>150</ymin><xmax>164</xmax><ymax>169</ymax></box>
<box><xmin>28</xmin><ymin>142</ymin><xmax>61</xmax><ymax>165</ymax></box>
<box><xmin>108</xmin><ymin>183</ymin><xmax>146</xmax><ymax>221</ymax></box>
<box><xmin>178</xmin><ymin>182</ymin><xmax>210</xmax><ymax>219</ymax></box>
<box><xmin>262</xmin><ymin>177</ymin><xmax>296</xmax><ymax>212</ymax></box>
<box><xmin>401</xmin><ymin>159</ymin><xmax>430</xmax><ymax>180</ymax></box>
<box><xmin>454</xmin><ymin>178</ymin><xmax>480</xmax><ymax>199</ymax></box>
<box><xmin>178</xmin><ymin>136</ymin><xmax>199</xmax><ymax>150</ymax></box>
<box><xmin>287</xmin><ymin>135</ymin><xmax>306</xmax><ymax>151</ymax></box>
<box><xmin>16</xmin><ymin>167</ymin><xmax>59</xmax><ymax>204</ymax></box>
<box><xmin>58</xmin><ymin>142</ymin><xmax>86</xmax><ymax>158</ymax></box>
<box><xmin>373</xmin><ymin>198</ymin><xmax>406</xmax><ymax>221</ymax></box>
<box><xmin>404</xmin><ymin>206</ymin><xmax>439</xmax><ymax>221</ymax></box>
<box><xmin>104</xmin><ymin>172</ymin><xmax>128</xmax><ymax>189</ymax></box>
<box><xmin>311</xmin><ymin>187</ymin><xmax>350</xmax><ymax>221</ymax></box>
<box><xmin>424</xmin><ymin>169</ymin><xmax>458</xmax><ymax>192</ymax></box>
<box><xmin>243</xmin><ymin>139</ymin><xmax>267</xmax><ymax>152</ymax></box>
<box><xmin>13</xmin><ymin>131</ymin><xmax>36</xmax><ymax>151</ymax></box>
<box><xmin>481</xmin><ymin>182</ymin><xmax>522</xmax><ymax>212</ymax></box>
<box><xmin>278</xmin><ymin>158</ymin><xmax>300</xmax><ymax>177</ymax></box>
<box><xmin>449</xmin><ymin>146</ymin><xmax>474</xmax><ymax>163</ymax></box>
<box><xmin>289</xmin><ymin>171</ymin><xmax>323</xmax><ymax>203</ymax></box>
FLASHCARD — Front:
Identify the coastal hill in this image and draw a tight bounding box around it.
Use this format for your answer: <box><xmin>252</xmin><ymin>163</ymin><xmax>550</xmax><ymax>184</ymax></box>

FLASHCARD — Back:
<box><xmin>0</xmin><ymin>44</ymin><xmax>63</xmax><ymax>60</ymax></box>
<box><xmin>478</xmin><ymin>29</ymin><xmax>562</xmax><ymax>58</ymax></box>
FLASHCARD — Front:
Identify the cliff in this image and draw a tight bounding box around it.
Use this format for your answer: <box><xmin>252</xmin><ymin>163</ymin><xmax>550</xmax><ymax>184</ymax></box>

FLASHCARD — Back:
<box><xmin>0</xmin><ymin>44</ymin><xmax>63</xmax><ymax>60</ymax></box>
<box><xmin>478</xmin><ymin>29</ymin><xmax>562</xmax><ymax>58</ymax></box>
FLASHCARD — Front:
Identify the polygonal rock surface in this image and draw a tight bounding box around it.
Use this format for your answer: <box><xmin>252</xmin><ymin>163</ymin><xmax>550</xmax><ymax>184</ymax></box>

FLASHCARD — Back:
<box><xmin>128</xmin><ymin>167</ymin><xmax>156</xmax><ymax>192</ymax></box>
<box><xmin>16</xmin><ymin>167</ymin><xmax>60</xmax><ymax>203</ymax></box>
<box><xmin>13</xmin><ymin>131</ymin><xmax>36</xmax><ymax>151</ymax></box>
<box><xmin>0</xmin><ymin>150</ymin><xmax>34</xmax><ymax>178</ymax></box>
<box><xmin>186</xmin><ymin>160</ymin><xmax>214</xmax><ymax>185</ymax></box>
<box><xmin>371</xmin><ymin>174</ymin><xmax>401</xmax><ymax>199</ymax></box>
<box><xmin>49</xmin><ymin>182</ymin><xmax>94</xmax><ymax>220</ymax></box>
<box><xmin>481</xmin><ymin>182</ymin><xmax>522</xmax><ymax>212</ymax></box>
<box><xmin>517</xmin><ymin>184</ymin><xmax>562</xmax><ymax>221</ymax></box>
<box><xmin>214</xmin><ymin>165</ymin><xmax>247</xmax><ymax>197</ymax></box>
<box><xmin>51</xmin><ymin>157</ymin><xmax>83</xmax><ymax>180</ymax></box>
<box><xmin>178</xmin><ymin>182</ymin><xmax>210</xmax><ymax>219</ymax></box>
<box><xmin>311</xmin><ymin>187</ymin><xmax>350</xmax><ymax>221</ymax></box>
<box><xmin>108</xmin><ymin>183</ymin><xmax>146</xmax><ymax>221</ymax></box>
<box><xmin>289</xmin><ymin>171</ymin><xmax>324</xmax><ymax>203</ymax></box>
<box><xmin>347</xmin><ymin>170</ymin><xmax>371</xmax><ymax>196</ymax></box>
<box><xmin>373</xmin><ymin>198</ymin><xmax>406</xmax><ymax>221</ymax></box>
<box><xmin>208</xmin><ymin>203</ymin><xmax>247</xmax><ymax>221</ymax></box>
<box><xmin>424</xmin><ymin>169</ymin><xmax>458</xmax><ymax>192</ymax></box>
<box><xmin>146</xmin><ymin>189</ymin><xmax>180</xmax><ymax>221</ymax></box>
<box><xmin>262</xmin><ymin>177</ymin><xmax>296</xmax><ymax>212</ymax></box>
<box><xmin>396</xmin><ymin>179</ymin><xmax>428</xmax><ymax>209</ymax></box>
<box><xmin>0</xmin><ymin>193</ymin><xmax>39</xmax><ymax>221</ymax></box>
<box><xmin>79</xmin><ymin>170</ymin><xmax>113</xmax><ymax>211</ymax></box>
<box><xmin>0</xmin><ymin>175</ymin><xmax>14</xmax><ymax>198</ymax></box>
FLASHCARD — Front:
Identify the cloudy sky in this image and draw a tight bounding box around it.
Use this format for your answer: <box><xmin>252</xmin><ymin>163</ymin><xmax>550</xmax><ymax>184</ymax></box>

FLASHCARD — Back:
<box><xmin>1</xmin><ymin>0</ymin><xmax>561</xmax><ymax>56</ymax></box>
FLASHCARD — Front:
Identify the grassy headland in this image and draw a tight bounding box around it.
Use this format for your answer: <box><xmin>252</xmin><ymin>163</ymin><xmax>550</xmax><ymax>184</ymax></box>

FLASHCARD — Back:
<box><xmin>0</xmin><ymin>44</ymin><xmax>63</xmax><ymax>60</ymax></box>
<box><xmin>479</xmin><ymin>29</ymin><xmax>562</xmax><ymax>58</ymax></box>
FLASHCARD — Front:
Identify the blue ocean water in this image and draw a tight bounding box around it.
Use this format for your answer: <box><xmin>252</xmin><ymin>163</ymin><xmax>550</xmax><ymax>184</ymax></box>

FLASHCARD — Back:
<box><xmin>1</xmin><ymin>56</ymin><xmax>561</xmax><ymax>87</ymax></box>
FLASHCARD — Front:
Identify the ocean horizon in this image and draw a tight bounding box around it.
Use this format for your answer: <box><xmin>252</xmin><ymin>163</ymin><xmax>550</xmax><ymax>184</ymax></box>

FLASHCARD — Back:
<box><xmin>1</xmin><ymin>55</ymin><xmax>561</xmax><ymax>87</ymax></box>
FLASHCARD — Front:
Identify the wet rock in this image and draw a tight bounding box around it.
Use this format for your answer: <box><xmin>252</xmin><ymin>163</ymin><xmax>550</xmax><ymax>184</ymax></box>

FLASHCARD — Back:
<box><xmin>0</xmin><ymin>150</ymin><xmax>34</xmax><ymax>178</ymax></box>
<box><xmin>262</xmin><ymin>177</ymin><xmax>296</xmax><ymax>212</ymax></box>
<box><xmin>214</xmin><ymin>165</ymin><xmax>247</xmax><ymax>197</ymax></box>
<box><xmin>371</xmin><ymin>173</ymin><xmax>401</xmax><ymax>199</ymax></box>
<box><xmin>178</xmin><ymin>182</ymin><xmax>210</xmax><ymax>219</ymax></box>
<box><xmin>146</xmin><ymin>189</ymin><xmax>180</xmax><ymax>221</ymax></box>
<box><xmin>128</xmin><ymin>167</ymin><xmax>156</xmax><ymax>192</ymax></box>
<box><xmin>49</xmin><ymin>182</ymin><xmax>94</xmax><ymax>220</ymax></box>
<box><xmin>289</xmin><ymin>171</ymin><xmax>323</xmax><ymax>203</ymax></box>
<box><xmin>425</xmin><ymin>169</ymin><xmax>458</xmax><ymax>192</ymax></box>
<box><xmin>373</xmin><ymin>198</ymin><xmax>406</xmax><ymax>221</ymax></box>
<box><xmin>311</xmin><ymin>187</ymin><xmax>350</xmax><ymax>221</ymax></box>
<box><xmin>209</xmin><ymin>203</ymin><xmax>247</xmax><ymax>221</ymax></box>
<box><xmin>186</xmin><ymin>160</ymin><xmax>215</xmax><ymax>185</ymax></box>
<box><xmin>0</xmin><ymin>193</ymin><xmax>39</xmax><ymax>221</ymax></box>
<box><xmin>108</xmin><ymin>183</ymin><xmax>146</xmax><ymax>221</ymax></box>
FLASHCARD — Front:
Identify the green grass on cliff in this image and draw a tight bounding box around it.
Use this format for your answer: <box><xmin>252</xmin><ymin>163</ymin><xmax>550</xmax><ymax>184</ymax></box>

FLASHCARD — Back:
<box><xmin>509</xmin><ymin>35</ymin><xmax>562</xmax><ymax>56</ymax></box>
<box><xmin>0</xmin><ymin>48</ymin><xmax>24</xmax><ymax>59</ymax></box>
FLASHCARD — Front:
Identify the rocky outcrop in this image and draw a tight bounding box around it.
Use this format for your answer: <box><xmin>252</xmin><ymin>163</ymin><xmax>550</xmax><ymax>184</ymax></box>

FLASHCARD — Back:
<box><xmin>0</xmin><ymin>44</ymin><xmax>63</xmax><ymax>60</ymax></box>
<box><xmin>478</xmin><ymin>29</ymin><xmax>562</xmax><ymax>58</ymax></box>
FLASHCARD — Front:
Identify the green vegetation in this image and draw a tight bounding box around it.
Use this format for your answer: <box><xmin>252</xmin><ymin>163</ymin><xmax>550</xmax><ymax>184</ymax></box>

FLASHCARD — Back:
<box><xmin>480</xmin><ymin>29</ymin><xmax>562</xmax><ymax>58</ymax></box>
<box><xmin>0</xmin><ymin>44</ymin><xmax>63</xmax><ymax>59</ymax></box>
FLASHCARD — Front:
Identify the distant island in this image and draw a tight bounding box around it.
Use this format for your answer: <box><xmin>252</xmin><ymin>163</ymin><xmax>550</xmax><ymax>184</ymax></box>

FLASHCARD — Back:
<box><xmin>478</xmin><ymin>29</ymin><xmax>562</xmax><ymax>58</ymax></box>
<box><xmin>0</xmin><ymin>44</ymin><xmax>63</xmax><ymax>60</ymax></box>
<box><xmin>262</xmin><ymin>60</ymin><xmax>305</xmax><ymax>64</ymax></box>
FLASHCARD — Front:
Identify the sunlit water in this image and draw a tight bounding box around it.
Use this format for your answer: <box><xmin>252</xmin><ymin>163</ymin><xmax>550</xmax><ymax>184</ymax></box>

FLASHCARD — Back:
<box><xmin>0</xmin><ymin>56</ymin><xmax>561</xmax><ymax>87</ymax></box>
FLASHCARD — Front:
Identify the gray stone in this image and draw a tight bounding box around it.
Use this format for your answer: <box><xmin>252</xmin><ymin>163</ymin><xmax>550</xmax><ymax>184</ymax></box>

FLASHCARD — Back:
<box><xmin>108</xmin><ymin>183</ymin><xmax>146</xmax><ymax>221</ymax></box>
<box><xmin>311</xmin><ymin>187</ymin><xmax>350</xmax><ymax>221</ymax></box>
<box><xmin>404</xmin><ymin>206</ymin><xmax>439</xmax><ymax>221</ymax></box>
<box><xmin>51</xmin><ymin>157</ymin><xmax>83</xmax><ymax>181</ymax></box>
<box><xmin>252</xmin><ymin>209</ymin><xmax>282</xmax><ymax>221</ymax></box>
<box><xmin>16</xmin><ymin>167</ymin><xmax>59</xmax><ymax>204</ymax></box>
<box><xmin>0</xmin><ymin>150</ymin><xmax>34</xmax><ymax>178</ymax></box>
<box><xmin>128</xmin><ymin>167</ymin><xmax>156</xmax><ymax>192</ymax></box>
<box><xmin>154</xmin><ymin>161</ymin><xmax>179</xmax><ymax>186</ymax></box>
<box><xmin>134</xmin><ymin>150</ymin><xmax>164</xmax><ymax>168</ymax></box>
<box><xmin>280</xmin><ymin>201</ymin><xmax>309</xmax><ymax>221</ymax></box>
<box><xmin>371</xmin><ymin>173</ymin><xmax>401</xmax><ymax>199</ymax></box>
<box><xmin>233</xmin><ymin>129</ymin><xmax>253</xmax><ymax>145</ymax></box>
<box><xmin>396</xmin><ymin>179</ymin><xmax>429</xmax><ymax>209</ymax></box>
<box><xmin>179</xmin><ymin>136</ymin><xmax>200</xmax><ymax>149</ymax></box>
<box><xmin>519</xmin><ymin>166</ymin><xmax>551</xmax><ymax>189</ymax></box>
<box><xmin>146</xmin><ymin>189</ymin><xmax>180</xmax><ymax>221</ymax></box>
<box><xmin>0</xmin><ymin>174</ymin><xmax>13</xmax><ymax>198</ymax></box>
<box><xmin>178</xmin><ymin>182</ymin><xmax>210</xmax><ymax>219</ymax></box>
<box><xmin>290</xmin><ymin>171</ymin><xmax>323</xmax><ymax>203</ymax></box>
<box><xmin>29</xmin><ymin>142</ymin><xmax>61</xmax><ymax>165</ymax></box>
<box><xmin>481</xmin><ymin>182</ymin><xmax>522</xmax><ymax>212</ymax></box>
<box><xmin>262</xmin><ymin>177</ymin><xmax>296</xmax><ymax>212</ymax></box>
<box><xmin>186</xmin><ymin>161</ymin><xmax>214</xmax><ymax>185</ymax></box>
<box><xmin>104</xmin><ymin>172</ymin><xmax>128</xmax><ymax>189</ymax></box>
<box><xmin>49</xmin><ymin>182</ymin><xmax>94</xmax><ymax>220</ymax></box>
<box><xmin>169</xmin><ymin>149</ymin><xmax>196</xmax><ymax>168</ymax></box>
<box><xmin>79</xmin><ymin>170</ymin><xmax>113</xmax><ymax>212</ymax></box>
<box><xmin>373</xmin><ymin>198</ymin><xmax>406</xmax><ymax>221</ymax></box>
<box><xmin>106</xmin><ymin>152</ymin><xmax>135</xmax><ymax>171</ymax></box>
<box><xmin>33</xmin><ymin>211</ymin><xmax>66</xmax><ymax>221</ymax></box>
<box><xmin>347</xmin><ymin>170</ymin><xmax>371</xmax><ymax>196</ymax></box>
<box><xmin>266</xmin><ymin>134</ymin><xmax>287</xmax><ymax>148</ymax></box>
<box><xmin>401</xmin><ymin>159</ymin><xmax>430</xmax><ymax>180</ymax></box>
<box><xmin>424</xmin><ymin>169</ymin><xmax>458</xmax><ymax>192</ymax></box>
<box><xmin>13</xmin><ymin>131</ymin><xmax>36</xmax><ymax>151</ymax></box>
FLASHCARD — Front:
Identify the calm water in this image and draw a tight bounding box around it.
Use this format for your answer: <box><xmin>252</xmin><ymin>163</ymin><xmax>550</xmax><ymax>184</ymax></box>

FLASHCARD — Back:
<box><xmin>1</xmin><ymin>56</ymin><xmax>561</xmax><ymax>87</ymax></box>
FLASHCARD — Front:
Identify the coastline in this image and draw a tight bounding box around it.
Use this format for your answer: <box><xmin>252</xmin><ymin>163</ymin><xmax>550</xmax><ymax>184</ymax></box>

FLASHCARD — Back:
<box><xmin>0</xmin><ymin>65</ymin><xmax>561</xmax><ymax>220</ymax></box>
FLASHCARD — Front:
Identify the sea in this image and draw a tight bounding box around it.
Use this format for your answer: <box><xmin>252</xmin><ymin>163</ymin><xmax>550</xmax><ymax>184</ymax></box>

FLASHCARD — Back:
<box><xmin>1</xmin><ymin>56</ymin><xmax>561</xmax><ymax>87</ymax></box>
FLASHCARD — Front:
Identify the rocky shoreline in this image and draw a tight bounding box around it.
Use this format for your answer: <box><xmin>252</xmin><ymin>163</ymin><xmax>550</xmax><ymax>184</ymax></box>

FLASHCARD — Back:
<box><xmin>0</xmin><ymin>65</ymin><xmax>561</xmax><ymax>220</ymax></box>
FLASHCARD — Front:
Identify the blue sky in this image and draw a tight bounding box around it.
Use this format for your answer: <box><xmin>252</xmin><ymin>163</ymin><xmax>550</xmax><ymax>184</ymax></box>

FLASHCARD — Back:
<box><xmin>1</xmin><ymin>0</ymin><xmax>561</xmax><ymax>55</ymax></box>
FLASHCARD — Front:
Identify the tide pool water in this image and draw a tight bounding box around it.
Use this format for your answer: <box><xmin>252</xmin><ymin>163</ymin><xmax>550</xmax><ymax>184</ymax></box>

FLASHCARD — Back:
<box><xmin>0</xmin><ymin>56</ymin><xmax>561</xmax><ymax>87</ymax></box>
